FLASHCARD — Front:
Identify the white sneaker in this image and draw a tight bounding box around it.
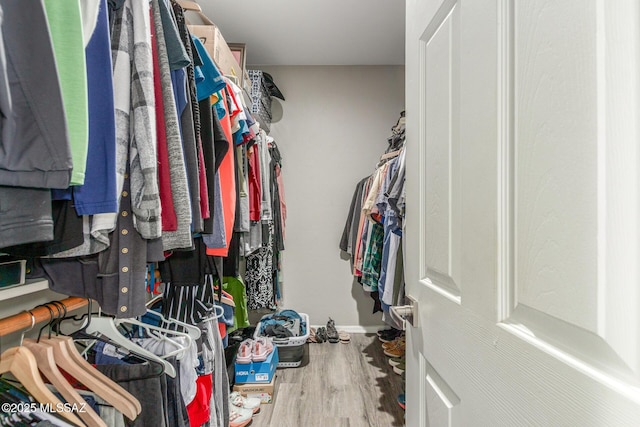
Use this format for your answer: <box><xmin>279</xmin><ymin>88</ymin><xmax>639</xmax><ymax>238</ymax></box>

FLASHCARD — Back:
<box><xmin>230</xmin><ymin>391</ymin><xmax>261</xmax><ymax>414</ymax></box>
<box><xmin>229</xmin><ymin>405</ymin><xmax>253</xmax><ymax>427</ymax></box>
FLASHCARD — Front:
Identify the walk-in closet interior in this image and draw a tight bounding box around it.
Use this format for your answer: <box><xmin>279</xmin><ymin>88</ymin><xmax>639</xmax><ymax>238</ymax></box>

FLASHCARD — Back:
<box><xmin>0</xmin><ymin>0</ymin><xmax>406</xmax><ymax>426</ymax></box>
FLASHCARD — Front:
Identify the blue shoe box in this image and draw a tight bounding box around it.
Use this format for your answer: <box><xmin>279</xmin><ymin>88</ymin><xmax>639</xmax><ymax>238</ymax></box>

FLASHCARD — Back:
<box><xmin>234</xmin><ymin>345</ymin><xmax>279</xmax><ymax>384</ymax></box>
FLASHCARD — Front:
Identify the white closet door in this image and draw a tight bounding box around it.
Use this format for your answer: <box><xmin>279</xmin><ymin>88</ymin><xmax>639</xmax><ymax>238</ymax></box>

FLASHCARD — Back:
<box><xmin>404</xmin><ymin>0</ymin><xmax>640</xmax><ymax>425</ymax></box>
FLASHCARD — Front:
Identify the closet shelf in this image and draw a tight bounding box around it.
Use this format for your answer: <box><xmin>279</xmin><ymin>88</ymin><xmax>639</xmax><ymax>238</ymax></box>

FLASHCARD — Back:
<box><xmin>0</xmin><ymin>279</ymin><xmax>50</xmax><ymax>302</ymax></box>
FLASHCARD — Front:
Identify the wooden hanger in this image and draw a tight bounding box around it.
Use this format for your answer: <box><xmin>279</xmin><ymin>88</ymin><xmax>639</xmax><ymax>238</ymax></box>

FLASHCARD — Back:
<box><xmin>0</xmin><ymin>347</ymin><xmax>84</xmax><ymax>426</ymax></box>
<box><xmin>39</xmin><ymin>335</ymin><xmax>140</xmax><ymax>420</ymax></box>
<box><xmin>176</xmin><ymin>0</ymin><xmax>202</xmax><ymax>12</ymax></box>
<box><xmin>22</xmin><ymin>340</ymin><xmax>106</xmax><ymax>427</ymax></box>
<box><xmin>380</xmin><ymin>149</ymin><xmax>402</xmax><ymax>161</ymax></box>
<box><xmin>0</xmin><ymin>312</ymin><xmax>84</xmax><ymax>427</ymax></box>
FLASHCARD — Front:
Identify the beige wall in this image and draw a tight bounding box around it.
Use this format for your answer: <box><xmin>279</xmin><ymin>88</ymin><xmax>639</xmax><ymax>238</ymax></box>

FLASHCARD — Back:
<box><xmin>258</xmin><ymin>65</ymin><xmax>405</xmax><ymax>330</ymax></box>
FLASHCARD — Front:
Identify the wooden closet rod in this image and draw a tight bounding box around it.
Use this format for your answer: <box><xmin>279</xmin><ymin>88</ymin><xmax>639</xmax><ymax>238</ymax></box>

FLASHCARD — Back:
<box><xmin>0</xmin><ymin>297</ymin><xmax>89</xmax><ymax>337</ymax></box>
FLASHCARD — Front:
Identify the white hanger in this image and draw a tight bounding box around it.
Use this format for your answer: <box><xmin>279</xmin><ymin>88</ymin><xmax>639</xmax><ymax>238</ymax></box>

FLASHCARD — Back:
<box><xmin>200</xmin><ymin>304</ymin><xmax>225</xmax><ymax>322</ymax></box>
<box><xmin>143</xmin><ymin>309</ymin><xmax>201</xmax><ymax>340</ymax></box>
<box><xmin>85</xmin><ymin>316</ymin><xmax>177</xmax><ymax>377</ymax></box>
<box><xmin>115</xmin><ymin>318</ymin><xmax>191</xmax><ymax>360</ymax></box>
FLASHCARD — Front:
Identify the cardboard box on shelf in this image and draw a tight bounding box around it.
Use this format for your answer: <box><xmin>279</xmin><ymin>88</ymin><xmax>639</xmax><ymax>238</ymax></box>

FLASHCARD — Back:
<box><xmin>233</xmin><ymin>376</ymin><xmax>276</xmax><ymax>404</ymax></box>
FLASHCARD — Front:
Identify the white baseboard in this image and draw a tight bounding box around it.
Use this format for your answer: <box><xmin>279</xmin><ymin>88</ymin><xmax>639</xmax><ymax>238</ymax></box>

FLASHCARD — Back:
<box><xmin>310</xmin><ymin>325</ymin><xmax>383</xmax><ymax>334</ymax></box>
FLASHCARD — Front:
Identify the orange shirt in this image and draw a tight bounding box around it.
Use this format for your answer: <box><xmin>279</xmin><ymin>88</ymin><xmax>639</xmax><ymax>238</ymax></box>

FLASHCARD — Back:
<box><xmin>206</xmin><ymin>89</ymin><xmax>236</xmax><ymax>257</ymax></box>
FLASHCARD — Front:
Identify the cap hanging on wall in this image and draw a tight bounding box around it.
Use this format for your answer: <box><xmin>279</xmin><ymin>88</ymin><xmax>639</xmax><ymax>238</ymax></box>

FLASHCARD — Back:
<box><xmin>262</xmin><ymin>72</ymin><xmax>285</xmax><ymax>101</ymax></box>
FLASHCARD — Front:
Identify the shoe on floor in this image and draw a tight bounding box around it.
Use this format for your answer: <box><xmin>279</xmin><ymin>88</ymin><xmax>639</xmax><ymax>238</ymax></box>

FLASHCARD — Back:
<box><xmin>393</xmin><ymin>362</ymin><xmax>405</xmax><ymax>375</ymax></box>
<box><xmin>316</xmin><ymin>327</ymin><xmax>327</xmax><ymax>343</ymax></box>
<box><xmin>326</xmin><ymin>318</ymin><xmax>340</xmax><ymax>343</ymax></box>
<box><xmin>378</xmin><ymin>328</ymin><xmax>403</xmax><ymax>342</ymax></box>
<box><xmin>230</xmin><ymin>391</ymin><xmax>261</xmax><ymax>414</ymax></box>
<box><xmin>383</xmin><ymin>340</ymin><xmax>405</xmax><ymax>358</ymax></box>
<box><xmin>378</xmin><ymin>331</ymin><xmax>403</xmax><ymax>343</ymax></box>
<box><xmin>388</xmin><ymin>357</ymin><xmax>404</xmax><ymax>367</ymax></box>
<box><xmin>382</xmin><ymin>336</ymin><xmax>405</xmax><ymax>350</ymax></box>
<box><xmin>338</xmin><ymin>331</ymin><xmax>351</xmax><ymax>343</ymax></box>
<box><xmin>229</xmin><ymin>405</ymin><xmax>253</xmax><ymax>427</ymax></box>
<box><xmin>307</xmin><ymin>327</ymin><xmax>319</xmax><ymax>343</ymax></box>
<box><xmin>397</xmin><ymin>393</ymin><xmax>406</xmax><ymax>410</ymax></box>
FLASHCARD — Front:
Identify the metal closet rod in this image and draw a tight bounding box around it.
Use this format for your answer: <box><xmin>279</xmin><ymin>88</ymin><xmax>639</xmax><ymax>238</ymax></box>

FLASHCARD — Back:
<box><xmin>0</xmin><ymin>297</ymin><xmax>89</xmax><ymax>337</ymax></box>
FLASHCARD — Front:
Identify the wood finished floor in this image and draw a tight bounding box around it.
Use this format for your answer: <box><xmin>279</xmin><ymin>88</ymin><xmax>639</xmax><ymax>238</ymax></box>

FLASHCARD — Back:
<box><xmin>247</xmin><ymin>333</ymin><xmax>405</xmax><ymax>427</ymax></box>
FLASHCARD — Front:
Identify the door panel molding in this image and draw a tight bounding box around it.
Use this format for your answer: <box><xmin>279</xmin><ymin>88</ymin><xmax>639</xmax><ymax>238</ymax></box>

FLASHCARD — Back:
<box><xmin>499</xmin><ymin>307</ymin><xmax>640</xmax><ymax>404</ymax></box>
<box><xmin>497</xmin><ymin>0</ymin><xmax>515</xmax><ymax>322</ymax></box>
<box><xmin>420</xmin><ymin>0</ymin><xmax>462</xmax><ymax>302</ymax></box>
<box><xmin>425</xmin><ymin>357</ymin><xmax>461</xmax><ymax>427</ymax></box>
<box><xmin>497</xmin><ymin>0</ymin><xmax>640</xmax><ymax>387</ymax></box>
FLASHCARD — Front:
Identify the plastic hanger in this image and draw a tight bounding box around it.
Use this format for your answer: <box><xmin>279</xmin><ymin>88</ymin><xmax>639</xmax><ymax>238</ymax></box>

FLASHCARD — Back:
<box><xmin>144</xmin><ymin>297</ymin><xmax>201</xmax><ymax>340</ymax></box>
<box><xmin>22</xmin><ymin>305</ymin><xmax>106</xmax><ymax>427</ymax></box>
<box><xmin>38</xmin><ymin>302</ymin><xmax>141</xmax><ymax>420</ymax></box>
<box><xmin>0</xmin><ymin>311</ymin><xmax>84</xmax><ymax>427</ymax></box>
<box><xmin>200</xmin><ymin>304</ymin><xmax>225</xmax><ymax>322</ymax></box>
<box><xmin>143</xmin><ymin>309</ymin><xmax>201</xmax><ymax>340</ymax></box>
<box><xmin>85</xmin><ymin>316</ymin><xmax>177</xmax><ymax>377</ymax></box>
<box><xmin>115</xmin><ymin>318</ymin><xmax>191</xmax><ymax>361</ymax></box>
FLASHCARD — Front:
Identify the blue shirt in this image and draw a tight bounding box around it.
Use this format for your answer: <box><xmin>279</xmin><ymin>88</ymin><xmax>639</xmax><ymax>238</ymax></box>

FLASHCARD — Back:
<box><xmin>192</xmin><ymin>35</ymin><xmax>226</xmax><ymax>101</ymax></box>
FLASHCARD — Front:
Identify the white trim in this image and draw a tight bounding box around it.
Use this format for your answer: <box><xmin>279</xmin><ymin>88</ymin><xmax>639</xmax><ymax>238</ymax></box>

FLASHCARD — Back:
<box><xmin>0</xmin><ymin>279</ymin><xmax>49</xmax><ymax>302</ymax></box>
<box><xmin>310</xmin><ymin>325</ymin><xmax>385</xmax><ymax>334</ymax></box>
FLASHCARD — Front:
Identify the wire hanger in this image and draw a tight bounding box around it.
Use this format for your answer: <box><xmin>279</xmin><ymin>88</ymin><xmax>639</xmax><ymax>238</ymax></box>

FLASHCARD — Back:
<box><xmin>0</xmin><ymin>310</ymin><xmax>84</xmax><ymax>427</ymax></box>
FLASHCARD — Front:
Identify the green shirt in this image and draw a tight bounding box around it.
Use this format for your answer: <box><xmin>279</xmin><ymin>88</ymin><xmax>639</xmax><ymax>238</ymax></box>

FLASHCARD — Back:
<box><xmin>223</xmin><ymin>276</ymin><xmax>251</xmax><ymax>332</ymax></box>
<box><xmin>44</xmin><ymin>0</ymin><xmax>89</xmax><ymax>185</ymax></box>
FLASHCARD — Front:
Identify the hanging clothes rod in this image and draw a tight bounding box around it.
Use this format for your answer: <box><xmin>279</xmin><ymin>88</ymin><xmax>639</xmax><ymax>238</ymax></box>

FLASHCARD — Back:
<box><xmin>0</xmin><ymin>297</ymin><xmax>89</xmax><ymax>337</ymax></box>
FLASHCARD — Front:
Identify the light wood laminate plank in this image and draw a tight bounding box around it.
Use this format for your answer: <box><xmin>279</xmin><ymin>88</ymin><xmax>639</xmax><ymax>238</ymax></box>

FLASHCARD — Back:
<box><xmin>248</xmin><ymin>333</ymin><xmax>405</xmax><ymax>427</ymax></box>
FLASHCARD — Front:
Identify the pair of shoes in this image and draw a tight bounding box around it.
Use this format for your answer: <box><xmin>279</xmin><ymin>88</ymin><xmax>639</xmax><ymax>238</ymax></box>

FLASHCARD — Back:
<box><xmin>338</xmin><ymin>331</ymin><xmax>351</xmax><ymax>344</ymax></box>
<box><xmin>230</xmin><ymin>391</ymin><xmax>261</xmax><ymax>414</ymax></box>
<box><xmin>236</xmin><ymin>337</ymin><xmax>274</xmax><ymax>363</ymax></box>
<box><xmin>316</xmin><ymin>327</ymin><xmax>327</xmax><ymax>343</ymax></box>
<box><xmin>326</xmin><ymin>318</ymin><xmax>340</xmax><ymax>343</ymax></box>
<box><xmin>383</xmin><ymin>337</ymin><xmax>405</xmax><ymax>358</ymax></box>
<box><xmin>378</xmin><ymin>328</ymin><xmax>403</xmax><ymax>343</ymax></box>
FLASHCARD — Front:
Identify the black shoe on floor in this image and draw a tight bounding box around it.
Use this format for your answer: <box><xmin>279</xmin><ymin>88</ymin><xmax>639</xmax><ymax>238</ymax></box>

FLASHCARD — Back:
<box><xmin>326</xmin><ymin>318</ymin><xmax>339</xmax><ymax>343</ymax></box>
<box><xmin>316</xmin><ymin>327</ymin><xmax>327</xmax><ymax>343</ymax></box>
<box><xmin>378</xmin><ymin>328</ymin><xmax>403</xmax><ymax>343</ymax></box>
